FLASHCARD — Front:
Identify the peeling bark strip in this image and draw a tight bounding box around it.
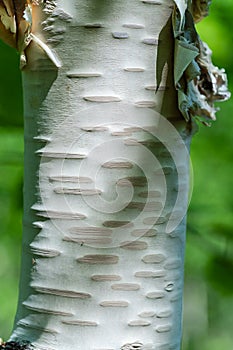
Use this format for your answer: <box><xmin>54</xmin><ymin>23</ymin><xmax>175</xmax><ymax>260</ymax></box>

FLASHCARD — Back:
<box><xmin>123</xmin><ymin>24</ymin><xmax>145</xmax><ymax>29</ymax></box>
<box><xmin>142</xmin><ymin>0</ymin><xmax>162</xmax><ymax>4</ymax></box>
<box><xmin>124</xmin><ymin>67</ymin><xmax>145</xmax><ymax>72</ymax></box>
<box><xmin>77</xmin><ymin>255</ymin><xmax>119</xmax><ymax>264</ymax></box>
<box><xmin>142</xmin><ymin>254</ymin><xmax>166</xmax><ymax>263</ymax></box>
<box><xmin>17</xmin><ymin>320</ymin><xmax>58</xmax><ymax>335</ymax></box>
<box><xmin>125</xmin><ymin>201</ymin><xmax>162</xmax><ymax>211</ymax></box>
<box><xmin>111</xmin><ymin>283</ymin><xmax>140</xmax><ymax>291</ymax></box>
<box><xmin>83</xmin><ymin>96</ymin><xmax>121</xmax><ymax>103</ymax></box>
<box><xmin>32</xmin><ymin>286</ymin><xmax>92</xmax><ymax>299</ymax></box>
<box><xmin>156</xmin><ymin>324</ymin><xmax>172</xmax><ymax>333</ymax></box>
<box><xmin>102</xmin><ymin>161</ymin><xmax>133</xmax><ymax>169</ymax></box>
<box><xmin>172</xmin><ymin>0</ymin><xmax>230</xmax><ymax>124</ymax></box>
<box><xmin>142</xmin><ymin>38</ymin><xmax>159</xmax><ymax>45</ymax></box>
<box><xmin>117</xmin><ymin>176</ymin><xmax>147</xmax><ymax>187</ymax></box>
<box><xmin>103</xmin><ymin>220</ymin><xmax>133</xmax><ymax>228</ymax></box>
<box><xmin>145</xmin><ymin>85</ymin><xmax>169</xmax><ymax>91</ymax></box>
<box><xmin>91</xmin><ymin>274</ymin><xmax>121</xmax><ymax>282</ymax></box>
<box><xmin>143</xmin><ymin>216</ymin><xmax>167</xmax><ymax>225</ymax></box>
<box><xmin>156</xmin><ymin>309</ymin><xmax>172</xmax><ymax>318</ymax></box>
<box><xmin>67</xmin><ymin>72</ymin><xmax>102</xmax><ymax>78</ymax></box>
<box><xmin>29</xmin><ymin>247</ymin><xmax>61</xmax><ymax>257</ymax></box>
<box><xmin>35</xmin><ymin>210</ymin><xmax>86</xmax><ymax>220</ymax></box>
<box><xmin>138</xmin><ymin>311</ymin><xmax>156</xmax><ymax>318</ymax></box>
<box><xmin>22</xmin><ymin>302</ymin><xmax>73</xmax><ymax>316</ymax></box>
<box><xmin>134</xmin><ymin>270</ymin><xmax>166</xmax><ymax>278</ymax></box>
<box><xmin>131</xmin><ymin>228</ymin><xmax>158</xmax><ymax>237</ymax></box>
<box><xmin>54</xmin><ymin>187</ymin><xmax>102</xmax><ymax>195</ymax></box>
<box><xmin>81</xmin><ymin>126</ymin><xmax>108</xmax><ymax>132</ymax></box>
<box><xmin>64</xmin><ymin>236</ymin><xmax>113</xmax><ymax>245</ymax></box>
<box><xmin>62</xmin><ymin>320</ymin><xmax>98</xmax><ymax>327</ymax></box>
<box><xmin>69</xmin><ymin>227</ymin><xmax>112</xmax><ymax>236</ymax></box>
<box><xmin>99</xmin><ymin>301</ymin><xmax>129</xmax><ymax>308</ymax></box>
<box><xmin>0</xmin><ymin>0</ymin><xmax>61</xmax><ymax>68</ymax></box>
<box><xmin>120</xmin><ymin>240</ymin><xmax>148</xmax><ymax>250</ymax></box>
<box><xmin>111</xmin><ymin>131</ymin><xmax>132</xmax><ymax>136</ymax></box>
<box><xmin>49</xmin><ymin>176</ymin><xmax>92</xmax><ymax>183</ymax></box>
<box><xmin>134</xmin><ymin>101</ymin><xmax>157</xmax><ymax>108</ymax></box>
<box><xmin>146</xmin><ymin>291</ymin><xmax>165</xmax><ymax>299</ymax></box>
<box><xmin>112</xmin><ymin>32</ymin><xmax>129</xmax><ymax>39</ymax></box>
<box><xmin>37</xmin><ymin>150</ymin><xmax>87</xmax><ymax>159</ymax></box>
<box><xmin>128</xmin><ymin>320</ymin><xmax>151</xmax><ymax>327</ymax></box>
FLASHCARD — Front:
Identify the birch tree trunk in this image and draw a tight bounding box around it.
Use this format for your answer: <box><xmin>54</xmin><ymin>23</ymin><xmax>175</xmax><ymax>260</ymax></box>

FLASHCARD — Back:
<box><xmin>0</xmin><ymin>0</ymin><xmax>229</xmax><ymax>350</ymax></box>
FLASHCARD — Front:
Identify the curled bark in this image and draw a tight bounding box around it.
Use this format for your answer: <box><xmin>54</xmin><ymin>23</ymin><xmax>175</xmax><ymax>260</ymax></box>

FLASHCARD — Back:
<box><xmin>172</xmin><ymin>0</ymin><xmax>230</xmax><ymax>124</ymax></box>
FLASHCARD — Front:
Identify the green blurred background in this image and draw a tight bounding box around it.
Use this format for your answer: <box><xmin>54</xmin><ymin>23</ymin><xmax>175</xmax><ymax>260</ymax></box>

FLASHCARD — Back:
<box><xmin>0</xmin><ymin>2</ymin><xmax>232</xmax><ymax>349</ymax></box>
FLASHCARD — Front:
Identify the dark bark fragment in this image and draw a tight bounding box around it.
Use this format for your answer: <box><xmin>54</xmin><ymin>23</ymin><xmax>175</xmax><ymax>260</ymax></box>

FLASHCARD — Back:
<box><xmin>0</xmin><ymin>341</ymin><xmax>33</xmax><ymax>350</ymax></box>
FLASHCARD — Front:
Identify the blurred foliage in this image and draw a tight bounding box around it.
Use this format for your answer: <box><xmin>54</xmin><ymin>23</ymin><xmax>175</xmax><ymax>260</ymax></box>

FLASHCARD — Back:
<box><xmin>0</xmin><ymin>128</ymin><xmax>23</xmax><ymax>337</ymax></box>
<box><xmin>182</xmin><ymin>1</ymin><xmax>233</xmax><ymax>347</ymax></box>
<box><xmin>0</xmin><ymin>0</ymin><xmax>232</xmax><ymax>348</ymax></box>
<box><xmin>0</xmin><ymin>43</ymin><xmax>23</xmax><ymax>127</ymax></box>
<box><xmin>0</xmin><ymin>31</ymin><xmax>24</xmax><ymax>339</ymax></box>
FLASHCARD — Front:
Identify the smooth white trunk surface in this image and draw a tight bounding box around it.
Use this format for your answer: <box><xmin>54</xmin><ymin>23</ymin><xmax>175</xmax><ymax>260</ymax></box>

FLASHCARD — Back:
<box><xmin>10</xmin><ymin>1</ymin><xmax>193</xmax><ymax>349</ymax></box>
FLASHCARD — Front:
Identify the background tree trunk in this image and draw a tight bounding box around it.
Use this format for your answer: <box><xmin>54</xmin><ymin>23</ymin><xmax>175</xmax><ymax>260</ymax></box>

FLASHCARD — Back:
<box><xmin>7</xmin><ymin>1</ymin><xmax>193</xmax><ymax>349</ymax></box>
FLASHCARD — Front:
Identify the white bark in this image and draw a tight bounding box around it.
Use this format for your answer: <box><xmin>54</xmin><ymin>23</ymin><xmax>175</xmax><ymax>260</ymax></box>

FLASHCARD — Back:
<box><xmin>10</xmin><ymin>1</ymin><xmax>193</xmax><ymax>349</ymax></box>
